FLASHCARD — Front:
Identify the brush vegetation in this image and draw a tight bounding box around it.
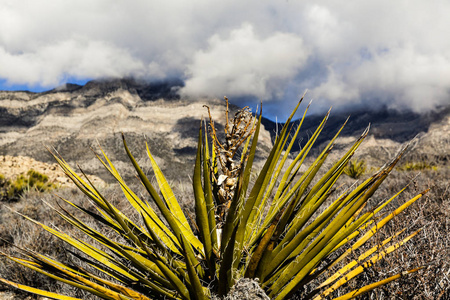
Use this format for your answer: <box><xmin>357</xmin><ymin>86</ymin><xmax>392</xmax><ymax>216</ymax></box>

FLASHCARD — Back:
<box><xmin>397</xmin><ymin>161</ymin><xmax>438</xmax><ymax>172</ymax></box>
<box><xmin>0</xmin><ymin>98</ymin><xmax>431</xmax><ymax>299</ymax></box>
<box><xmin>0</xmin><ymin>170</ymin><xmax>57</xmax><ymax>202</ymax></box>
<box><xmin>343</xmin><ymin>159</ymin><xmax>366</xmax><ymax>179</ymax></box>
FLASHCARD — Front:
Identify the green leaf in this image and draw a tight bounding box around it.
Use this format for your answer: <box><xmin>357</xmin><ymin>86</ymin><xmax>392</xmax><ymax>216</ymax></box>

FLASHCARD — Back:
<box><xmin>94</xmin><ymin>147</ymin><xmax>181</xmax><ymax>253</ymax></box>
<box><xmin>311</xmin><ymin>231</ymin><xmax>421</xmax><ymax>300</ymax></box>
<box><xmin>193</xmin><ymin>125</ymin><xmax>214</xmax><ymax>276</ymax></box>
<box><xmin>203</xmin><ymin>124</ymin><xmax>219</xmax><ymax>253</ymax></box>
<box><xmin>331</xmin><ymin>267</ymin><xmax>424</xmax><ymax>300</ymax></box>
<box><xmin>218</xmin><ymin>221</ymin><xmax>240</xmax><ymax>296</ymax></box>
<box><xmin>0</xmin><ymin>278</ymin><xmax>82</xmax><ymax>300</ymax></box>
<box><xmin>317</xmin><ymin>228</ymin><xmax>407</xmax><ymax>289</ymax></box>
<box><xmin>121</xmin><ymin>134</ymin><xmax>203</xmax><ymax>255</ymax></box>
<box><xmin>146</xmin><ymin>142</ymin><xmax>198</xmax><ymax>247</ymax></box>
<box><xmin>180</xmin><ymin>235</ymin><xmax>207</xmax><ymax>300</ymax></box>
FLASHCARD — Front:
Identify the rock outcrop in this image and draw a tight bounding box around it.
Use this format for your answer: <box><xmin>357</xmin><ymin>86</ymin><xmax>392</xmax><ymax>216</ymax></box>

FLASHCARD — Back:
<box><xmin>0</xmin><ymin>155</ymin><xmax>104</xmax><ymax>187</ymax></box>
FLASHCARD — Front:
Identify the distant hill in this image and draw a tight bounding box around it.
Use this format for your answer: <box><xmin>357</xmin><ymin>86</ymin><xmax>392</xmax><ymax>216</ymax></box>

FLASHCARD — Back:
<box><xmin>262</xmin><ymin>104</ymin><xmax>450</xmax><ymax>149</ymax></box>
<box><xmin>0</xmin><ymin>78</ymin><xmax>448</xmax><ymax>182</ymax></box>
<box><xmin>0</xmin><ymin>78</ymin><xmax>272</xmax><ymax>182</ymax></box>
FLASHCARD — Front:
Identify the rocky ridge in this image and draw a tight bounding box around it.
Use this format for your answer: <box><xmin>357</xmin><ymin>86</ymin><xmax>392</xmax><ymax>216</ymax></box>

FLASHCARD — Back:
<box><xmin>0</xmin><ymin>78</ymin><xmax>448</xmax><ymax>184</ymax></box>
<box><xmin>0</xmin><ymin>79</ymin><xmax>272</xmax><ymax>183</ymax></box>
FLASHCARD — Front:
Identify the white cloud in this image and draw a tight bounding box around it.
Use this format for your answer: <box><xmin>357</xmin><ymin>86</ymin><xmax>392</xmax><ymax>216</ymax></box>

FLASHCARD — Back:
<box><xmin>310</xmin><ymin>44</ymin><xmax>450</xmax><ymax>112</ymax></box>
<box><xmin>181</xmin><ymin>23</ymin><xmax>309</xmax><ymax>100</ymax></box>
<box><xmin>0</xmin><ymin>38</ymin><xmax>145</xmax><ymax>86</ymax></box>
<box><xmin>0</xmin><ymin>0</ymin><xmax>449</xmax><ymax>115</ymax></box>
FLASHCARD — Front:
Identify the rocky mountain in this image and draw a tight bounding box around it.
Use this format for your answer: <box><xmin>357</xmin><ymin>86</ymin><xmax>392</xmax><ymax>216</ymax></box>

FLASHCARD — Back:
<box><xmin>0</xmin><ymin>78</ymin><xmax>273</xmax><ymax>182</ymax></box>
<box><xmin>0</xmin><ymin>78</ymin><xmax>448</xmax><ymax>183</ymax></box>
<box><xmin>262</xmin><ymin>103</ymin><xmax>450</xmax><ymax>168</ymax></box>
<box><xmin>262</xmin><ymin>104</ymin><xmax>450</xmax><ymax>146</ymax></box>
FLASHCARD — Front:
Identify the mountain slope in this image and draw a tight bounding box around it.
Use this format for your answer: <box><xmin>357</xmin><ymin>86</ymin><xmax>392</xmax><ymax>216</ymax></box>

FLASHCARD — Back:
<box><xmin>261</xmin><ymin>104</ymin><xmax>449</xmax><ymax>168</ymax></box>
<box><xmin>0</xmin><ymin>79</ymin><xmax>272</xmax><ymax>182</ymax></box>
<box><xmin>1</xmin><ymin>78</ymin><xmax>448</xmax><ymax>181</ymax></box>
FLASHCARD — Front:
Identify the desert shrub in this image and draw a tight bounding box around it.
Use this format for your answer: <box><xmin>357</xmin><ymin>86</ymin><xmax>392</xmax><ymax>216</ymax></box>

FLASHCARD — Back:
<box><xmin>343</xmin><ymin>159</ymin><xmax>366</xmax><ymax>179</ymax></box>
<box><xmin>0</xmin><ymin>98</ymin><xmax>429</xmax><ymax>299</ymax></box>
<box><xmin>0</xmin><ymin>174</ymin><xmax>8</xmax><ymax>200</ymax></box>
<box><xmin>0</xmin><ymin>169</ymin><xmax>57</xmax><ymax>202</ymax></box>
<box><xmin>398</xmin><ymin>161</ymin><xmax>437</xmax><ymax>171</ymax></box>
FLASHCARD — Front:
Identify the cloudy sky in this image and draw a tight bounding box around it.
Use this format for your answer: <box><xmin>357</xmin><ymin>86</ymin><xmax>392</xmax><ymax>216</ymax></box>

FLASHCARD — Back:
<box><xmin>1</xmin><ymin>0</ymin><xmax>449</xmax><ymax>118</ymax></box>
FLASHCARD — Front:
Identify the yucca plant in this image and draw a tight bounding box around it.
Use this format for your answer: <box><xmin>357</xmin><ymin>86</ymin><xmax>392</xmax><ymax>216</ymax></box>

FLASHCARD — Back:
<box><xmin>0</xmin><ymin>96</ymin><xmax>427</xmax><ymax>299</ymax></box>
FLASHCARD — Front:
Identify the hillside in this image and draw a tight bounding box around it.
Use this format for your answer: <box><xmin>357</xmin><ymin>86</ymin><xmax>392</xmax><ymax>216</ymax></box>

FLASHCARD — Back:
<box><xmin>1</xmin><ymin>78</ymin><xmax>449</xmax><ymax>183</ymax></box>
<box><xmin>0</xmin><ymin>78</ymin><xmax>273</xmax><ymax>182</ymax></box>
<box><xmin>262</xmin><ymin>104</ymin><xmax>449</xmax><ymax>165</ymax></box>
